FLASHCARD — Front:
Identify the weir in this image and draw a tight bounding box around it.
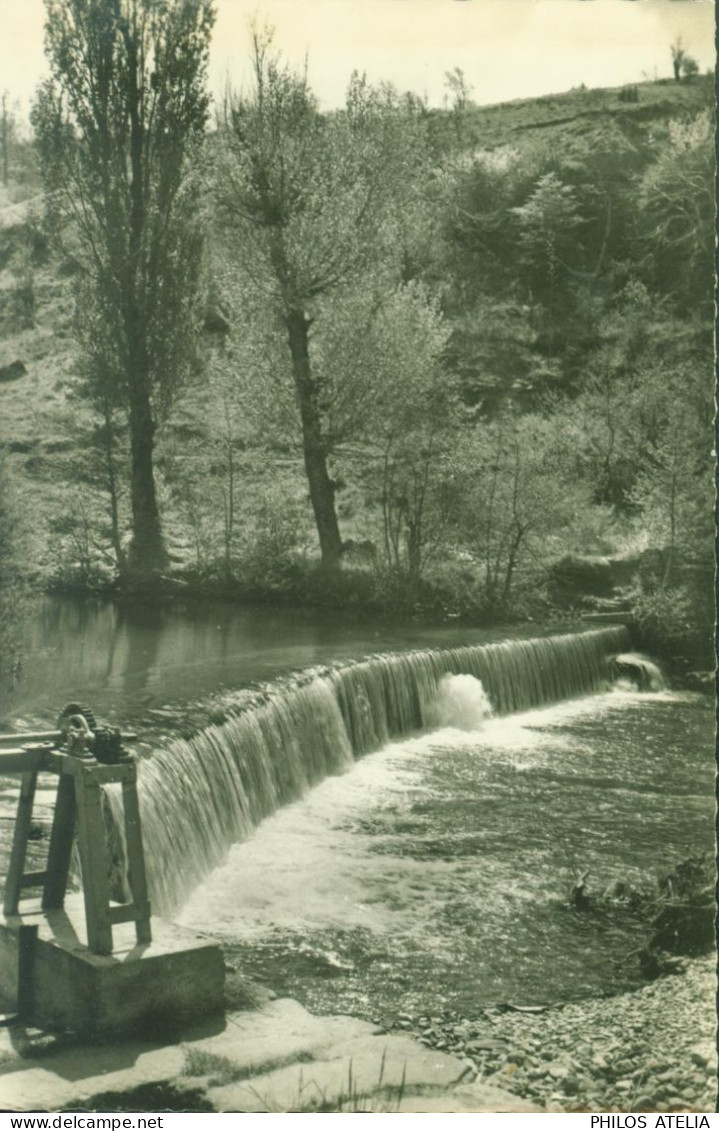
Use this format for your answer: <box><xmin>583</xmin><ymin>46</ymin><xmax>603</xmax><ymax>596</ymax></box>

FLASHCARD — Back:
<box><xmin>119</xmin><ymin>626</ymin><xmax>631</xmax><ymax>915</ymax></box>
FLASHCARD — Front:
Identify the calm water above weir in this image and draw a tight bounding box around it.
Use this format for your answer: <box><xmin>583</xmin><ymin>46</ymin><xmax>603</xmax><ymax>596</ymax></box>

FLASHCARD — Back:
<box><xmin>1</xmin><ymin>597</ymin><xmax>713</xmax><ymax>1021</ymax></box>
<box><xmin>0</xmin><ymin>595</ymin><xmax>582</xmax><ymax>728</ymax></box>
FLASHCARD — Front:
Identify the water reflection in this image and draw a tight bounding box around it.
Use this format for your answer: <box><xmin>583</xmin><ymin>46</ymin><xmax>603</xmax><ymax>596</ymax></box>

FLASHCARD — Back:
<box><xmin>3</xmin><ymin>594</ymin><xmax>586</xmax><ymax>727</ymax></box>
<box><xmin>121</xmin><ymin>604</ymin><xmax>164</xmax><ymax>700</ymax></box>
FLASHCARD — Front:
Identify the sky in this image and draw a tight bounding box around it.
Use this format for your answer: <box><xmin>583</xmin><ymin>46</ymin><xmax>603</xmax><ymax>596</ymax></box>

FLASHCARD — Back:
<box><xmin>0</xmin><ymin>0</ymin><xmax>715</xmax><ymax>114</ymax></box>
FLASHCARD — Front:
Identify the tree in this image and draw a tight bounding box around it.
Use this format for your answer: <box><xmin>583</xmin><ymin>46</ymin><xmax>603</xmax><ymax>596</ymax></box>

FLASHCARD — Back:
<box><xmin>1</xmin><ymin>92</ymin><xmax>16</xmax><ymax>186</ymax></box>
<box><xmin>33</xmin><ymin>0</ymin><xmax>215</xmax><ymax>577</ymax></box>
<box><xmin>444</xmin><ymin>66</ymin><xmax>473</xmax><ymax>143</ymax></box>
<box><xmin>216</xmin><ymin>27</ymin><xmax>422</xmax><ymax>569</ymax></box>
<box><xmin>681</xmin><ymin>55</ymin><xmax>700</xmax><ymax>80</ymax></box>
<box><xmin>449</xmin><ymin>412</ymin><xmax>595</xmax><ymax>611</ymax></box>
<box><xmin>512</xmin><ymin>173</ymin><xmax>583</xmax><ymax>305</ymax></box>
<box><xmin>359</xmin><ymin>283</ymin><xmax>456</xmax><ymax>581</ymax></box>
<box><xmin>0</xmin><ymin>457</ymin><xmax>28</xmax><ymax>690</ymax></box>
<box><xmin>638</xmin><ymin>113</ymin><xmax>714</xmax><ymax>313</ymax></box>
<box><xmin>670</xmin><ymin>36</ymin><xmax>698</xmax><ymax>82</ymax></box>
<box><xmin>670</xmin><ymin>37</ymin><xmax>686</xmax><ymax>82</ymax></box>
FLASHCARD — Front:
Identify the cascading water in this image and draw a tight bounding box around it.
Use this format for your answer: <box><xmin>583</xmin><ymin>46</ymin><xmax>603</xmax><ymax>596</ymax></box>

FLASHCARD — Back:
<box><xmin>612</xmin><ymin>652</ymin><xmax>665</xmax><ymax>692</ymax></box>
<box><xmin>111</xmin><ymin>626</ymin><xmax>630</xmax><ymax>915</ymax></box>
<box><xmin>426</xmin><ymin>673</ymin><xmax>494</xmax><ymax>731</ymax></box>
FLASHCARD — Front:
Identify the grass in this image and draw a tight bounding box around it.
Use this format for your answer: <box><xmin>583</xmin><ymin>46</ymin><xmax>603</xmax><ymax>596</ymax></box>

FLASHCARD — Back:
<box><xmin>182</xmin><ymin>1047</ymin><xmax>315</xmax><ymax>1088</ymax></box>
<box><xmin>181</xmin><ymin>1048</ymin><xmax>411</xmax><ymax>1113</ymax></box>
<box><xmin>459</xmin><ymin>73</ymin><xmax>712</xmax><ymax>149</ymax></box>
<box><xmin>61</xmin><ymin>1082</ymin><xmax>215</xmax><ymax>1114</ymax></box>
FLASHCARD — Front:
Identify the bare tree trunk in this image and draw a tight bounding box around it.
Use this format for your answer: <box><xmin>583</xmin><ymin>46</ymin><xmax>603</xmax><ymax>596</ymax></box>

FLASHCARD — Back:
<box><xmin>501</xmin><ymin>528</ymin><xmax>524</xmax><ymax>607</ymax></box>
<box><xmin>662</xmin><ymin>463</ymin><xmax>678</xmax><ymax>590</ymax></box>
<box><xmin>127</xmin><ymin>375</ymin><xmax>165</xmax><ymax>575</ymax></box>
<box><xmin>101</xmin><ymin>402</ymin><xmax>127</xmax><ymax>578</ymax></box>
<box><xmin>223</xmin><ymin>436</ymin><xmax>235</xmax><ymax>578</ymax></box>
<box><xmin>286</xmin><ymin>308</ymin><xmax>343</xmax><ymax>570</ymax></box>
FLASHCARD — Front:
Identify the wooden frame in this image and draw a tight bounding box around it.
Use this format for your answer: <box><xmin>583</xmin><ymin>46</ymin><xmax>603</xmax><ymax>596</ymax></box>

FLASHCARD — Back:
<box><xmin>1</xmin><ymin>742</ymin><xmax>152</xmax><ymax>955</ymax></box>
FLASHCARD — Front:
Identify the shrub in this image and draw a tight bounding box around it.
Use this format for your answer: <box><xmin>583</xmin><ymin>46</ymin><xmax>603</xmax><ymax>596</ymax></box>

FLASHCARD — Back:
<box><xmin>608</xmin><ymin>852</ymin><xmax>715</xmax><ymax>964</ymax></box>
<box><xmin>618</xmin><ymin>85</ymin><xmax>639</xmax><ymax>104</ymax></box>
<box><xmin>631</xmin><ymin>583</ymin><xmax>713</xmax><ymax>669</ymax></box>
<box><xmin>240</xmin><ymin>487</ymin><xmax>311</xmax><ymax>591</ymax></box>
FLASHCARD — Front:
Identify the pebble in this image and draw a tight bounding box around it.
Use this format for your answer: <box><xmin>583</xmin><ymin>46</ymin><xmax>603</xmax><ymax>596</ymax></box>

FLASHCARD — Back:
<box><xmin>389</xmin><ymin>955</ymin><xmax>716</xmax><ymax>1112</ymax></box>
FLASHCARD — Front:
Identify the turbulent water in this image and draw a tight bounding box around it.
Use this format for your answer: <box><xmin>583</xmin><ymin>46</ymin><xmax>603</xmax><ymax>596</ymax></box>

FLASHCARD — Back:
<box><xmin>3</xmin><ymin>605</ymin><xmax>712</xmax><ymax>1019</ymax></box>
<box><xmin>177</xmin><ymin>687</ymin><xmax>713</xmax><ymax>1017</ymax></box>
<box><xmin>117</xmin><ymin>627</ymin><xmax>629</xmax><ymax>914</ymax></box>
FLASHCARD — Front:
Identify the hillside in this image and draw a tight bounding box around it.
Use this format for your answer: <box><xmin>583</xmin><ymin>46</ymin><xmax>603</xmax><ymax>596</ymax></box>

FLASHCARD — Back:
<box><xmin>0</xmin><ymin>72</ymin><xmax>713</xmax><ymax>624</ymax></box>
<box><xmin>460</xmin><ymin>74</ymin><xmax>712</xmax><ymax>149</ymax></box>
<box><xmin>2</xmin><ymin>73</ymin><xmax>711</xmax><ymax>438</ymax></box>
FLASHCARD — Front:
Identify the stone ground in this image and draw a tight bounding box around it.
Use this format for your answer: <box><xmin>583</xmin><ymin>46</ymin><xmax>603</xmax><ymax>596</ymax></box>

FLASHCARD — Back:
<box><xmin>0</xmin><ymin>958</ymin><xmax>714</xmax><ymax>1113</ymax></box>
<box><xmin>0</xmin><ymin>995</ymin><xmax>537</xmax><ymax>1114</ymax></box>
<box><xmin>385</xmin><ymin>955</ymin><xmax>717</xmax><ymax>1113</ymax></box>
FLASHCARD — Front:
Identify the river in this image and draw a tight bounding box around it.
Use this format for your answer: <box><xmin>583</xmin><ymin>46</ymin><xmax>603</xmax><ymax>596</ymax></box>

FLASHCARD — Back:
<box><xmin>0</xmin><ymin>596</ymin><xmax>713</xmax><ymax>1023</ymax></box>
<box><xmin>0</xmin><ymin>595</ymin><xmax>580</xmax><ymax>729</ymax></box>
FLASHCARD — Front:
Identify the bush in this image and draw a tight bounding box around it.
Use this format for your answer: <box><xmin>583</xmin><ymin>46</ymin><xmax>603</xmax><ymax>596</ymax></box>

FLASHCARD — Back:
<box><xmin>608</xmin><ymin>852</ymin><xmax>715</xmax><ymax>965</ymax></box>
<box><xmin>618</xmin><ymin>85</ymin><xmax>639</xmax><ymax>104</ymax></box>
<box><xmin>241</xmin><ymin>487</ymin><xmax>311</xmax><ymax>591</ymax></box>
<box><xmin>631</xmin><ymin>583</ymin><xmax>713</xmax><ymax>670</ymax></box>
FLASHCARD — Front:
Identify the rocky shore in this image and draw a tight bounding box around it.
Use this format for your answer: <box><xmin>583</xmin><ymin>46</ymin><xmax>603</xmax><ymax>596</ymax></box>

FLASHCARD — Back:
<box><xmin>0</xmin><ymin>956</ymin><xmax>714</xmax><ymax>1112</ymax></box>
<box><xmin>385</xmin><ymin>955</ymin><xmax>717</xmax><ymax>1112</ymax></box>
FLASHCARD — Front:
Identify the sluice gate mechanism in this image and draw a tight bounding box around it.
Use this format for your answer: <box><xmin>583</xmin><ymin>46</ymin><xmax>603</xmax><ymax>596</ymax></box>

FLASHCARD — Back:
<box><xmin>0</xmin><ymin>709</ymin><xmax>224</xmax><ymax>1036</ymax></box>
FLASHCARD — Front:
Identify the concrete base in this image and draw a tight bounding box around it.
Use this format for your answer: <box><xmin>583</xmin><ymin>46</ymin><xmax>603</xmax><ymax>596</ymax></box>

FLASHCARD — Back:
<box><xmin>0</xmin><ymin>895</ymin><xmax>224</xmax><ymax>1036</ymax></box>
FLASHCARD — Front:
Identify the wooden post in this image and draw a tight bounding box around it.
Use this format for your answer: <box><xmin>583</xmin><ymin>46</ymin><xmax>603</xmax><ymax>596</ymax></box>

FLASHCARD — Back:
<box><xmin>42</xmin><ymin>776</ymin><xmax>77</xmax><ymax>911</ymax></box>
<box><xmin>73</xmin><ymin>769</ymin><xmax>113</xmax><ymax>955</ymax></box>
<box><xmin>122</xmin><ymin>772</ymin><xmax>152</xmax><ymax>945</ymax></box>
<box><xmin>3</xmin><ymin>772</ymin><xmax>39</xmax><ymax>916</ymax></box>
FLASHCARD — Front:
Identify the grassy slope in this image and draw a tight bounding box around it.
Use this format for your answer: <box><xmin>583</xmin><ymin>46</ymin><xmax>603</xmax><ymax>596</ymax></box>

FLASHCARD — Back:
<box><xmin>0</xmin><ymin>75</ymin><xmax>712</xmax><ymax>584</ymax></box>
<box><xmin>460</xmin><ymin>75</ymin><xmax>712</xmax><ymax>147</ymax></box>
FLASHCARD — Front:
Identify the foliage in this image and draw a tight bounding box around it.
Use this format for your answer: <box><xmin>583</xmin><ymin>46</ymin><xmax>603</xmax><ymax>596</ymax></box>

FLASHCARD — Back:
<box><xmin>638</xmin><ymin>112</ymin><xmax>714</xmax><ymax>313</ymax></box>
<box><xmin>447</xmin><ymin>412</ymin><xmax>597</xmax><ymax>612</ymax></box>
<box><xmin>241</xmin><ymin>483</ymin><xmax>312</xmax><ymax>590</ymax></box>
<box><xmin>1</xmin><ymin>91</ymin><xmax>20</xmax><ymax>186</ymax></box>
<box><xmin>1</xmin><ymin>242</ymin><xmax>35</xmax><ymax>332</ymax></box>
<box><xmin>556</xmin><ymin>280</ymin><xmax>713</xmax><ymax>566</ymax></box>
<box><xmin>444</xmin><ymin>67</ymin><xmax>473</xmax><ymax>143</ymax></box>
<box><xmin>0</xmin><ymin>456</ymin><xmax>29</xmax><ymax>688</ymax></box>
<box><xmin>0</xmin><ymin>54</ymin><xmax>712</xmax><ymax>634</ymax></box>
<box><xmin>631</xmin><ymin>584</ymin><xmax>713</xmax><ymax>669</ymax></box>
<box><xmin>215</xmin><ymin>26</ymin><xmax>429</xmax><ymax>568</ymax></box>
<box><xmin>347</xmin><ymin>283</ymin><xmax>456</xmax><ymax>579</ymax></box>
<box><xmin>670</xmin><ymin>37</ymin><xmax>700</xmax><ymax>82</ymax></box>
<box><xmin>512</xmin><ymin>173</ymin><xmax>583</xmax><ymax>301</ymax></box>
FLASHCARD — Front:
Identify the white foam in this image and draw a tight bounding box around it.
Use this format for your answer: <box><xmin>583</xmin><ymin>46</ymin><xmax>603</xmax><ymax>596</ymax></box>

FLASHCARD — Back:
<box><xmin>426</xmin><ymin>673</ymin><xmax>494</xmax><ymax>731</ymax></box>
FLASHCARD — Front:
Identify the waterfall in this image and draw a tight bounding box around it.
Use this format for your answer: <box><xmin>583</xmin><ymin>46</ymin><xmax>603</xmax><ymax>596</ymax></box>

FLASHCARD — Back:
<box><xmin>118</xmin><ymin>626</ymin><xmax>629</xmax><ymax>914</ymax></box>
<box><xmin>612</xmin><ymin>652</ymin><xmax>665</xmax><ymax>691</ymax></box>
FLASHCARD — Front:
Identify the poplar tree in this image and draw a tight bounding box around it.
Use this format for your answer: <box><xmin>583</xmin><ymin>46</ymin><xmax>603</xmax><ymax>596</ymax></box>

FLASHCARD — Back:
<box><xmin>33</xmin><ymin>0</ymin><xmax>215</xmax><ymax>577</ymax></box>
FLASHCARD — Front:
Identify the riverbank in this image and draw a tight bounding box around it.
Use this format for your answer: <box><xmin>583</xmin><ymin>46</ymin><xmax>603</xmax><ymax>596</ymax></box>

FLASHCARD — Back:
<box><xmin>383</xmin><ymin>954</ymin><xmax>716</xmax><ymax>1113</ymax></box>
<box><xmin>0</xmin><ymin>983</ymin><xmax>532</xmax><ymax>1114</ymax></box>
<box><xmin>0</xmin><ymin>958</ymin><xmax>713</xmax><ymax>1112</ymax></box>
<box><xmin>42</xmin><ymin>561</ymin><xmax>562</xmax><ymax>634</ymax></box>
